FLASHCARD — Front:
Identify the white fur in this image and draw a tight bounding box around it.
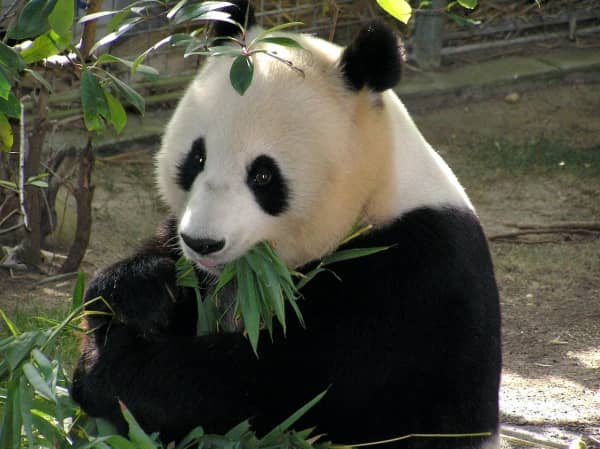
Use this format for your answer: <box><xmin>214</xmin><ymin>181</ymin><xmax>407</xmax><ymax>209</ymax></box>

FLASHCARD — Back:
<box><xmin>156</xmin><ymin>28</ymin><xmax>473</xmax><ymax>269</ymax></box>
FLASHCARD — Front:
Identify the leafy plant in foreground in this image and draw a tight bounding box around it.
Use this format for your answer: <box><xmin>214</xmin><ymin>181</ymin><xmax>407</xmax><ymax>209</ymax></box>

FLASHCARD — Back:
<box><xmin>177</xmin><ymin>225</ymin><xmax>390</xmax><ymax>355</ymax></box>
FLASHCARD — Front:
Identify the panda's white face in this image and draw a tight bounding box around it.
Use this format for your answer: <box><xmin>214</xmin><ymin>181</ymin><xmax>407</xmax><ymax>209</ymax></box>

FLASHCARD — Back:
<box><xmin>156</xmin><ymin>41</ymin><xmax>380</xmax><ymax>271</ymax></box>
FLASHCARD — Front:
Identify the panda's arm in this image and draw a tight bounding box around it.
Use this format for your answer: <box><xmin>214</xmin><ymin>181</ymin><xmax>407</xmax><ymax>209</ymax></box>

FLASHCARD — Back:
<box><xmin>83</xmin><ymin>216</ymin><xmax>195</xmax><ymax>335</ymax></box>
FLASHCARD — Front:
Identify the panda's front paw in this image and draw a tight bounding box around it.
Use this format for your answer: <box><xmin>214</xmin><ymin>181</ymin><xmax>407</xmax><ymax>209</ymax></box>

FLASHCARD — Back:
<box><xmin>86</xmin><ymin>255</ymin><xmax>181</xmax><ymax>335</ymax></box>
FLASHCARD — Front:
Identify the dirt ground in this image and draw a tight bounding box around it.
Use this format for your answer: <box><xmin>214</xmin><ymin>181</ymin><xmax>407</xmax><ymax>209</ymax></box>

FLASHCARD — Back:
<box><xmin>1</xmin><ymin>81</ymin><xmax>599</xmax><ymax>447</ymax></box>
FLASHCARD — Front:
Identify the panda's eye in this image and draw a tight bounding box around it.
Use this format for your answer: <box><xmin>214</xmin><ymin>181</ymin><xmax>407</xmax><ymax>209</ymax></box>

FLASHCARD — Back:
<box><xmin>176</xmin><ymin>137</ymin><xmax>206</xmax><ymax>191</ymax></box>
<box><xmin>253</xmin><ymin>168</ymin><xmax>272</xmax><ymax>186</ymax></box>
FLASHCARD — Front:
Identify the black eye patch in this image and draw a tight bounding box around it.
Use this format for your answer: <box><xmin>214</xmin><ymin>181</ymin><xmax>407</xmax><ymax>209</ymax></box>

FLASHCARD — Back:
<box><xmin>176</xmin><ymin>138</ymin><xmax>206</xmax><ymax>191</ymax></box>
<box><xmin>247</xmin><ymin>155</ymin><xmax>289</xmax><ymax>216</ymax></box>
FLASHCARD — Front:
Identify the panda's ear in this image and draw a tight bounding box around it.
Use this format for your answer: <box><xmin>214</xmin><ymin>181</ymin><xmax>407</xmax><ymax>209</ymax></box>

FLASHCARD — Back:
<box><xmin>339</xmin><ymin>21</ymin><xmax>403</xmax><ymax>92</ymax></box>
<box><xmin>212</xmin><ymin>0</ymin><xmax>256</xmax><ymax>38</ymax></box>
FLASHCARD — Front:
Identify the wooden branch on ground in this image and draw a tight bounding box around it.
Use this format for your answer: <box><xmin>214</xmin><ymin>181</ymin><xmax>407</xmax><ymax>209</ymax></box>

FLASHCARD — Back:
<box><xmin>489</xmin><ymin>222</ymin><xmax>600</xmax><ymax>242</ymax></box>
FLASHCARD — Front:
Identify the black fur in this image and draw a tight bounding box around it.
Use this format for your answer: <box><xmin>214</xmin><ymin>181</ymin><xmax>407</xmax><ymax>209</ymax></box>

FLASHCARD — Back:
<box><xmin>212</xmin><ymin>0</ymin><xmax>256</xmax><ymax>38</ymax></box>
<box><xmin>246</xmin><ymin>155</ymin><xmax>289</xmax><ymax>216</ymax></box>
<box><xmin>340</xmin><ymin>21</ymin><xmax>402</xmax><ymax>92</ymax></box>
<box><xmin>176</xmin><ymin>137</ymin><xmax>206</xmax><ymax>191</ymax></box>
<box><xmin>72</xmin><ymin>207</ymin><xmax>501</xmax><ymax>448</ymax></box>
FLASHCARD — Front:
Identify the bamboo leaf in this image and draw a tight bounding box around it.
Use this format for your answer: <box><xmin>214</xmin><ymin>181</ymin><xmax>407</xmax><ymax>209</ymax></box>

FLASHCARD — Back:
<box><xmin>377</xmin><ymin>0</ymin><xmax>412</xmax><ymax>24</ymax></box>
<box><xmin>321</xmin><ymin>246</ymin><xmax>390</xmax><ymax>266</ymax></box>
<box><xmin>175</xmin><ymin>426</ymin><xmax>205</xmax><ymax>449</ymax></box>
<box><xmin>0</xmin><ymin>308</ymin><xmax>20</xmax><ymax>335</ymax></box>
<box><xmin>260</xmin><ymin>389</ymin><xmax>328</xmax><ymax>445</ymax></box>
<box><xmin>119</xmin><ymin>401</ymin><xmax>159</xmax><ymax>449</ymax></box>
<box><xmin>0</xmin><ymin>70</ymin><xmax>9</xmax><ymax>100</ymax></box>
<box><xmin>72</xmin><ymin>272</ymin><xmax>86</xmax><ymax>310</ymax></box>
<box><xmin>19</xmin><ymin>376</ymin><xmax>35</xmax><ymax>449</ymax></box>
<box><xmin>23</xmin><ymin>362</ymin><xmax>56</xmax><ymax>401</ymax></box>
<box><xmin>457</xmin><ymin>0</ymin><xmax>477</xmax><ymax>9</ymax></box>
<box><xmin>237</xmin><ymin>261</ymin><xmax>260</xmax><ymax>355</ymax></box>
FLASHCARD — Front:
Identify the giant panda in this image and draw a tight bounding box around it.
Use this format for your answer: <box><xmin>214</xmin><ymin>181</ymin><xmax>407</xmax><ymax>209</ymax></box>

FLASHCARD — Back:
<box><xmin>71</xmin><ymin>2</ymin><xmax>502</xmax><ymax>448</ymax></box>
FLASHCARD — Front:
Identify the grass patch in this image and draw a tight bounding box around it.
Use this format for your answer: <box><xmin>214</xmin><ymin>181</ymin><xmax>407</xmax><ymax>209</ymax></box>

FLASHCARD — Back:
<box><xmin>451</xmin><ymin>140</ymin><xmax>600</xmax><ymax>181</ymax></box>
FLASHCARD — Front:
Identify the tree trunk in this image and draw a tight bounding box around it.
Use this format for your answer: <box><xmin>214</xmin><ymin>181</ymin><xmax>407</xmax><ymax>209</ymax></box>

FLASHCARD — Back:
<box><xmin>19</xmin><ymin>90</ymin><xmax>49</xmax><ymax>267</ymax></box>
<box><xmin>59</xmin><ymin>139</ymin><xmax>95</xmax><ymax>273</ymax></box>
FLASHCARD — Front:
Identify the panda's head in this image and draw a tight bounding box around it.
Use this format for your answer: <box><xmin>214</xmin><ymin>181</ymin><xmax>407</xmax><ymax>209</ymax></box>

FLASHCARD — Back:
<box><xmin>156</xmin><ymin>1</ymin><xmax>403</xmax><ymax>271</ymax></box>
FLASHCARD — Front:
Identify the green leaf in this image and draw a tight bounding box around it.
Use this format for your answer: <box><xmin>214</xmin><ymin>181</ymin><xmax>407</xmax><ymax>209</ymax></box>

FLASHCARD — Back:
<box><xmin>20</xmin><ymin>30</ymin><xmax>71</xmax><ymax>64</ymax></box>
<box><xmin>90</xmin><ymin>17</ymin><xmax>143</xmax><ymax>54</ymax></box>
<box><xmin>24</xmin><ymin>68</ymin><xmax>53</xmax><ymax>92</ymax></box>
<box><xmin>48</xmin><ymin>0</ymin><xmax>74</xmax><ymax>36</ymax></box>
<box><xmin>119</xmin><ymin>401</ymin><xmax>159</xmax><ymax>449</ymax></box>
<box><xmin>80</xmin><ymin>70</ymin><xmax>108</xmax><ymax>132</ymax></box>
<box><xmin>27</xmin><ymin>179</ymin><xmax>48</xmax><ymax>188</ymax></box>
<box><xmin>321</xmin><ymin>246</ymin><xmax>390</xmax><ymax>266</ymax></box>
<box><xmin>72</xmin><ymin>272</ymin><xmax>86</xmax><ymax>310</ymax></box>
<box><xmin>237</xmin><ymin>261</ymin><xmax>260</xmax><ymax>355</ymax></box>
<box><xmin>23</xmin><ymin>362</ymin><xmax>56</xmax><ymax>401</ymax></box>
<box><xmin>377</xmin><ymin>0</ymin><xmax>412</xmax><ymax>24</ymax></box>
<box><xmin>229</xmin><ymin>55</ymin><xmax>253</xmax><ymax>96</ymax></box>
<box><xmin>0</xmin><ymin>92</ymin><xmax>21</xmax><ymax>118</ymax></box>
<box><xmin>95</xmin><ymin>54</ymin><xmax>159</xmax><ymax>78</ymax></box>
<box><xmin>456</xmin><ymin>0</ymin><xmax>477</xmax><ymax>9</ymax></box>
<box><xmin>172</xmin><ymin>1</ymin><xmax>233</xmax><ymax>24</ymax></box>
<box><xmin>0</xmin><ymin>179</ymin><xmax>18</xmax><ymax>191</ymax></box>
<box><xmin>250</xmin><ymin>21</ymin><xmax>304</xmax><ymax>46</ymax></box>
<box><xmin>0</xmin><ymin>379</ymin><xmax>21</xmax><ymax>449</ymax></box>
<box><xmin>257</xmin><ymin>36</ymin><xmax>305</xmax><ymax>49</ymax></box>
<box><xmin>78</xmin><ymin>10</ymin><xmax>121</xmax><ymax>24</ymax></box>
<box><xmin>19</xmin><ymin>376</ymin><xmax>35</xmax><ymax>449</ymax></box>
<box><xmin>0</xmin><ymin>42</ymin><xmax>26</xmax><ymax>76</ymax></box>
<box><xmin>0</xmin><ymin>112</ymin><xmax>13</xmax><ymax>151</ymax></box>
<box><xmin>176</xmin><ymin>256</ymin><xmax>199</xmax><ymax>288</ymax></box>
<box><xmin>0</xmin><ymin>308</ymin><xmax>20</xmax><ymax>335</ymax></box>
<box><xmin>0</xmin><ymin>70</ymin><xmax>10</xmax><ymax>100</ymax></box>
<box><xmin>104</xmin><ymin>91</ymin><xmax>127</xmax><ymax>134</ymax></box>
<box><xmin>8</xmin><ymin>0</ymin><xmax>58</xmax><ymax>39</ymax></box>
<box><xmin>104</xmin><ymin>71</ymin><xmax>145</xmax><ymax>114</ymax></box>
<box><xmin>260</xmin><ymin>389</ymin><xmax>328</xmax><ymax>445</ymax></box>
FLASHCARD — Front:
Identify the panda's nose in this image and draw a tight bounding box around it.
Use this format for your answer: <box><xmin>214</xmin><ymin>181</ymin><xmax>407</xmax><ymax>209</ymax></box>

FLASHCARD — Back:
<box><xmin>180</xmin><ymin>234</ymin><xmax>225</xmax><ymax>255</ymax></box>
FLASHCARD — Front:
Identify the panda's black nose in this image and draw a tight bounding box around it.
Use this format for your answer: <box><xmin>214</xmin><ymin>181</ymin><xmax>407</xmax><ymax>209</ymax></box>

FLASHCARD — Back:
<box><xmin>180</xmin><ymin>234</ymin><xmax>225</xmax><ymax>255</ymax></box>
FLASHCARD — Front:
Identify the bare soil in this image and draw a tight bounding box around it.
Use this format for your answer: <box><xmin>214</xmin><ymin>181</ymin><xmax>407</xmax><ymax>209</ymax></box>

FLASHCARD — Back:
<box><xmin>1</xmin><ymin>82</ymin><xmax>599</xmax><ymax>447</ymax></box>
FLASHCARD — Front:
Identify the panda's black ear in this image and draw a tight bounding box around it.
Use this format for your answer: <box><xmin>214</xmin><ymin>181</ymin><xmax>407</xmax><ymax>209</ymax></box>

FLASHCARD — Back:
<box><xmin>212</xmin><ymin>0</ymin><xmax>256</xmax><ymax>38</ymax></box>
<box><xmin>339</xmin><ymin>21</ymin><xmax>402</xmax><ymax>92</ymax></box>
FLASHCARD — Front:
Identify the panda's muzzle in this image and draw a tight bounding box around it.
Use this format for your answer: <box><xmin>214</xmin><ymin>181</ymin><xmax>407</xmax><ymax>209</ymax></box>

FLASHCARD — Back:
<box><xmin>180</xmin><ymin>233</ymin><xmax>225</xmax><ymax>256</ymax></box>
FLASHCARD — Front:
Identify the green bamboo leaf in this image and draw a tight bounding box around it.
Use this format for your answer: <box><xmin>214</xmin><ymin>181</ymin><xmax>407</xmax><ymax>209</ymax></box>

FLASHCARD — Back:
<box><xmin>19</xmin><ymin>376</ymin><xmax>35</xmax><ymax>449</ymax></box>
<box><xmin>260</xmin><ymin>389</ymin><xmax>328</xmax><ymax>445</ymax></box>
<box><xmin>224</xmin><ymin>420</ymin><xmax>251</xmax><ymax>440</ymax></box>
<box><xmin>72</xmin><ymin>272</ymin><xmax>86</xmax><ymax>310</ymax></box>
<box><xmin>119</xmin><ymin>401</ymin><xmax>159</xmax><ymax>449</ymax></box>
<box><xmin>21</xmin><ymin>30</ymin><xmax>72</xmax><ymax>64</ymax></box>
<box><xmin>104</xmin><ymin>91</ymin><xmax>127</xmax><ymax>134</ymax></box>
<box><xmin>237</xmin><ymin>262</ymin><xmax>260</xmax><ymax>355</ymax></box>
<box><xmin>257</xmin><ymin>36</ymin><xmax>304</xmax><ymax>49</ymax></box>
<box><xmin>0</xmin><ymin>379</ymin><xmax>21</xmax><ymax>449</ymax></box>
<box><xmin>176</xmin><ymin>256</ymin><xmax>199</xmax><ymax>288</ymax></box>
<box><xmin>175</xmin><ymin>426</ymin><xmax>205</xmax><ymax>449</ymax></box>
<box><xmin>48</xmin><ymin>0</ymin><xmax>74</xmax><ymax>37</ymax></box>
<box><xmin>0</xmin><ymin>92</ymin><xmax>21</xmax><ymax>118</ymax></box>
<box><xmin>456</xmin><ymin>0</ymin><xmax>477</xmax><ymax>9</ymax></box>
<box><xmin>321</xmin><ymin>246</ymin><xmax>390</xmax><ymax>266</ymax></box>
<box><xmin>23</xmin><ymin>362</ymin><xmax>56</xmax><ymax>401</ymax></box>
<box><xmin>0</xmin><ymin>308</ymin><xmax>20</xmax><ymax>335</ymax></box>
<box><xmin>5</xmin><ymin>331</ymin><xmax>50</xmax><ymax>371</ymax></box>
<box><xmin>104</xmin><ymin>71</ymin><xmax>145</xmax><ymax>114</ymax></box>
<box><xmin>377</xmin><ymin>0</ymin><xmax>412</xmax><ymax>24</ymax></box>
<box><xmin>8</xmin><ymin>0</ymin><xmax>57</xmax><ymax>39</ymax></box>
<box><xmin>80</xmin><ymin>70</ymin><xmax>107</xmax><ymax>132</ymax></box>
<box><xmin>31</xmin><ymin>348</ymin><xmax>53</xmax><ymax>377</ymax></box>
<box><xmin>0</xmin><ymin>179</ymin><xmax>18</xmax><ymax>191</ymax></box>
<box><xmin>0</xmin><ymin>112</ymin><xmax>13</xmax><ymax>151</ymax></box>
